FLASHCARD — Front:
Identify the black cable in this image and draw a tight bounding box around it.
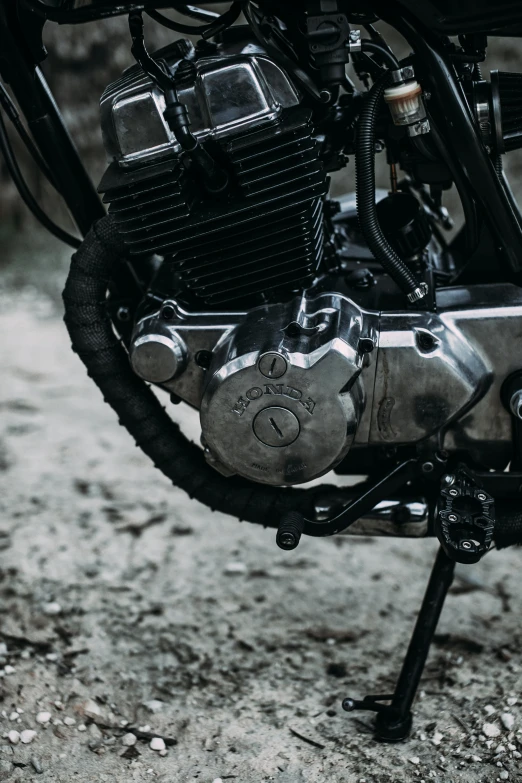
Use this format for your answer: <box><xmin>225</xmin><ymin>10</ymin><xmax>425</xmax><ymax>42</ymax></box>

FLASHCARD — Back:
<box><xmin>173</xmin><ymin>4</ymin><xmax>219</xmax><ymax>22</ymax></box>
<box><xmin>0</xmin><ymin>81</ymin><xmax>59</xmax><ymax>191</ymax></box>
<box><xmin>146</xmin><ymin>2</ymin><xmax>241</xmax><ymax>40</ymax></box>
<box><xmin>360</xmin><ymin>39</ymin><xmax>400</xmax><ymax>72</ymax></box>
<box><xmin>355</xmin><ymin>70</ymin><xmax>425</xmax><ymax>300</ymax></box>
<box><xmin>0</xmin><ymin>111</ymin><xmax>81</xmax><ymax>249</ymax></box>
<box><xmin>242</xmin><ymin>1</ymin><xmax>324</xmax><ymax>103</ymax></box>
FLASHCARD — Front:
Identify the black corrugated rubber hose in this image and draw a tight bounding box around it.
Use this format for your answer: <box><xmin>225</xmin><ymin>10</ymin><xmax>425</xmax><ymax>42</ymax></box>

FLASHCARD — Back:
<box><xmin>62</xmin><ymin>215</ymin><xmax>337</xmax><ymax>527</ymax></box>
<box><xmin>355</xmin><ymin>70</ymin><xmax>422</xmax><ymax>297</ymax></box>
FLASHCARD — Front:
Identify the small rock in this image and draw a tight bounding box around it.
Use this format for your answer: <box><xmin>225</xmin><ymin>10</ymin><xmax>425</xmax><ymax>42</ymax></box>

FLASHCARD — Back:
<box><xmin>122</xmin><ymin>733</ymin><xmax>137</xmax><ymax>747</ymax></box>
<box><xmin>30</xmin><ymin>757</ymin><xmax>43</xmax><ymax>774</ymax></box>
<box><xmin>506</xmin><ymin>697</ymin><xmax>517</xmax><ymax>707</ymax></box>
<box><xmin>138</xmin><ymin>725</ymin><xmax>151</xmax><ymax>733</ymax></box>
<box><xmin>9</xmin><ymin>712</ymin><xmax>18</xmax><ymax>721</ymax></box>
<box><xmin>499</xmin><ymin>772</ymin><xmax>509</xmax><ymax>780</ymax></box>
<box><xmin>8</xmin><ymin>730</ymin><xmax>20</xmax><ymax>744</ymax></box>
<box><xmin>36</xmin><ymin>711</ymin><xmax>51</xmax><ymax>724</ymax></box>
<box><xmin>501</xmin><ymin>713</ymin><xmax>515</xmax><ymax>731</ymax></box>
<box><xmin>212</xmin><ymin>779</ymin><xmax>223</xmax><ymax>783</ymax></box>
<box><xmin>42</xmin><ymin>601</ymin><xmax>62</xmax><ymax>616</ymax></box>
<box><xmin>485</xmin><ymin>705</ymin><xmax>496</xmax><ymax>716</ymax></box>
<box><xmin>150</xmin><ymin>737</ymin><xmax>166</xmax><ymax>751</ymax></box>
<box><xmin>20</xmin><ymin>730</ymin><xmax>37</xmax><ymax>744</ymax></box>
<box><xmin>471</xmin><ymin>755</ymin><xmax>482</xmax><ymax>762</ymax></box>
<box><xmin>142</xmin><ymin>700</ymin><xmax>164</xmax><ymax>714</ymax></box>
<box><xmin>159</xmin><ymin>749</ymin><xmax>168</xmax><ymax>757</ymax></box>
<box><xmin>409</xmin><ymin>757</ymin><xmax>420</xmax><ymax>765</ymax></box>
<box><xmin>224</xmin><ymin>562</ymin><xmax>247</xmax><ymax>575</ymax></box>
<box><xmin>432</xmin><ymin>731</ymin><xmax>443</xmax><ymax>746</ymax></box>
<box><xmin>0</xmin><ymin>643</ymin><xmax>7</xmax><ymax>656</ymax></box>
<box><xmin>63</xmin><ymin>717</ymin><xmax>76</xmax><ymax>726</ymax></box>
<box><xmin>483</xmin><ymin>722</ymin><xmax>501</xmax><ymax>738</ymax></box>
<box><xmin>4</xmin><ymin>665</ymin><xmax>15</xmax><ymax>675</ymax></box>
<box><xmin>76</xmin><ymin>699</ymin><xmax>102</xmax><ymax>719</ymax></box>
<box><xmin>77</xmin><ymin>724</ymin><xmax>87</xmax><ymax>732</ymax></box>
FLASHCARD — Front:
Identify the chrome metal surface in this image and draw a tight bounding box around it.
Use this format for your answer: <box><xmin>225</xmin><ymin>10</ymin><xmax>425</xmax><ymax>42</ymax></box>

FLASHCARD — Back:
<box><xmin>200</xmin><ymin>293</ymin><xmax>377</xmax><ymax>486</ymax></box>
<box><xmin>100</xmin><ymin>51</ymin><xmax>300</xmax><ymax>167</ymax></box>
<box><xmin>347</xmin><ymin>29</ymin><xmax>362</xmax><ymax>52</ymax></box>
<box><xmin>313</xmin><ymin>494</ymin><xmax>429</xmax><ymax>537</ymax></box>
<box><xmin>129</xmin><ymin>284</ymin><xmax>522</xmax><ymax>483</ymax></box>
<box><xmin>510</xmin><ymin>389</ymin><xmax>522</xmax><ymax>419</ymax></box>
<box><xmin>407</xmin><ymin>282</ymin><xmax>429</xmax><ymax>302</ymax></box>
<box><xmin>407</xmin><ymin>119</ymin><xmax>431</xmax><ymax>137</ymax></box>
<box><xmin>130</xmin><ymin>333</ymin><xmax>187</xmax><ymax>383</ymax></box>
<box><xmin>390</xmin><ymin>66</ymin><xmax>416</xmax><ymax>84</ymax></box>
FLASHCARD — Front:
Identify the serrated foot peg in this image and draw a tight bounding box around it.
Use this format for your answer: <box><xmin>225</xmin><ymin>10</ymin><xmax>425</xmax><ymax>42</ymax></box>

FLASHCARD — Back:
<box><xmin>276</xmin><ymin>511</ymin><xmax>305</xmax><ymax>550</ymax></box>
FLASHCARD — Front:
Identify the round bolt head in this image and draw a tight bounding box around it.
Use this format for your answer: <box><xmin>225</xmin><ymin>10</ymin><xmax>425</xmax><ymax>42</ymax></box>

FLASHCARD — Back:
<box><xmin>258</xmin><ymin>352</ymin><xmax>287</xmax><ymax>379</ymax></box>
<box><xmin>461</xmin><ymin>540</ymin><xmax>473</xmax><ymax>550</ymax></box>
<box><xmin>131</xmin><ymin>333</ymin><xmax>186</xmax><ymax>384</ymax></box>
<box><xmin>448</xmin><ymin>513</ymin><xmax>458</xmax><ymax>522</ymax></box>
<box><xmin>510</xmin><ymin>390</ymin><xmax>522</xmax><ymax>420</ymax></box>
<box><xmin>448</xmin><ymin>488</ymin><xmax>459</xmax><ymax>497</ymax></box>
<box><xmin>342</xmin><ymin>698</ymin><xmax>355</xmax><ymax>712</ymax></box>
<box><xmin>477</xmin><ymin>492</ymin><xmax>487</xmax><ymax>502</ymax></box>
<box><xmin>422</xmin><ymin>461</ymin><xmax>434</xmax><ymax>474</ymax></box>
<box><xmin>253</xmin><ymin>407</ymin><xmax>300</xmax><ymax>448</ymax></box>
<box><xmin>443</xmin><ymin>474</ymin><xmax>455</xmax><ymax>486</ymax></box>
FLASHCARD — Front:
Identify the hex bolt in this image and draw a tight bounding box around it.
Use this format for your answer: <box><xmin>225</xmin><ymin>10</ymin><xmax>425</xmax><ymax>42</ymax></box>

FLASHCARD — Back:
<box><xmin>443</xmin><ymin>474</ymin><xmax>455</xmax><ymax>486</ymax></box>
<box><xmin>448</xmin><ymin>513</ymin><xmax>458</xmax><ymax>522</ymax></box>
<box><xmin>422</xmin><ymin>461</ymin><xmax>434</xmax><ymax>474</ymax></box>
<box><xmin>449</xmin><ymin>488</ymin><xmax>459</xmax><ymax>497</ymax></box>
<box><xmin>461</xmin><ymin>540</ymin><xmax>473</xmax><ymax>550</ymax></box>
<box><xmin>477</xmin><ymin>492</ymin><xmax>487</xmax><ymax>502</ymax></box>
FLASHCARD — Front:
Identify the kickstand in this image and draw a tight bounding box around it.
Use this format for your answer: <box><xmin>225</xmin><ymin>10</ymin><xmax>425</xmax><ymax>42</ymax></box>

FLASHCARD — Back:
<box><xmin>342</xmin><ymin>546</ymin><xmax>455</xmax><ymax>741</ymax></box>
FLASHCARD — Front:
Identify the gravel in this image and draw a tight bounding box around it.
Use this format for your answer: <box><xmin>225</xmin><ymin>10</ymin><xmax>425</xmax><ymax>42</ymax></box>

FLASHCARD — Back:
<box><xmin>0</xmin><ymin>241</ymin><xmax>521</xmax><ymax>781</ymax></box>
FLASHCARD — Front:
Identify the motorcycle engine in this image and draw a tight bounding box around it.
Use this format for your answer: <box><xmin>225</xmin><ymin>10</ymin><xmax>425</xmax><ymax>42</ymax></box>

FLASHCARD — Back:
<box><xmin>98</xmin><ymin>37</ymin><xmax>511</xmax><ymax>487</ymax></box>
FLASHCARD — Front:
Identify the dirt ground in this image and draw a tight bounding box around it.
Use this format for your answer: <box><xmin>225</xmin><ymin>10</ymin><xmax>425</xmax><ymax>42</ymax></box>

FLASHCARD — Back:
<box><xmin>0</xmin><ymin>237</ymin><xmax>520</xmax><ymax>783</ymax></box>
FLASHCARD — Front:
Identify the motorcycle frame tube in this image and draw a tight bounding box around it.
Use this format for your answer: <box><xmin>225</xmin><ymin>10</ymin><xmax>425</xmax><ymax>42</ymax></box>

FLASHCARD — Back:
<box><xmin>0</xmin><ymin>0</ymin><xmax>105</xmax><ymax>235</ymax></box>
<box><xmin>385</xmin><ymin>10</ymin><xmax>522</xmax><ymax>276</ymax></box>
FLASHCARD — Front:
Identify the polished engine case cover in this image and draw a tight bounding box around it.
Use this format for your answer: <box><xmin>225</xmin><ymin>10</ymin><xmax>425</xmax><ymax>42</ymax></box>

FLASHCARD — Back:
<box><xmin>200</xmin><ymin>295</ymin><xmax>375</xmax><ymax>486</ymax></box>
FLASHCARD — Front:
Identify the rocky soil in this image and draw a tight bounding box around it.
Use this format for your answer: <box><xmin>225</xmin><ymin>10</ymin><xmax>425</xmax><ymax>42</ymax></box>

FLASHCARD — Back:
<box><xmin>0</xmin><ymin>241</ymin><xmax>521</xmax><ymax>783</ymax></box>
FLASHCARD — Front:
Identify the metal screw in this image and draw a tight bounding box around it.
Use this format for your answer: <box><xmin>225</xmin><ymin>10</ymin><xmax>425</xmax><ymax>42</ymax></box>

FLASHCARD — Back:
<box><xmin>449</xmin><ymin>488</ymin><xmax>459</xmax><ymax>497</ymax></box>
<box><xmin>443</xmin><ymin>474</ymin><xmax>455</xmax><ymax>486</ymax></box>
<box><xmin>510</xmin><ymin>390</ymin><xmax>522</xmax><ymax>420</ymax></box>
<box><xmin>448</xmin><ymin>513</ymin><xmax>458</xmax><ymax>522</ymax></box>
<box><xmin>422</xmin><ymin>461</ymin><xmax>434</xmax><ymax>474</ymax></box>
<box><xmin>358</xmin><ymin>338</ymin><xmax>375</xmax><ymax>355</ymax></box>
<box><xmin>161</xmin><ymin>305</ymin><xmax>175</xmax><ymax>321</ymax></box>
<box><xmin>461</xmin><ymin>540</ymin><xmax>473</xmax><ymax>550</ymax></box>
<box><xmin>258</xmin><ymin>352</ymin><xmax>288</xmax><ymax>379</ymax></box>
<box><xmin>477</xmin><ymin>492</ymin><xmax>487</xmax><ymax>502</ymax></box>
<box><xmin>117</xmin><ymin>306</ymin><xmax>130</xmax><ymax>322</ymax></box>
<box><xmin>342</xmin><ymin>698</ymin><xmax>355</xmax><ymax>712</ymax></box>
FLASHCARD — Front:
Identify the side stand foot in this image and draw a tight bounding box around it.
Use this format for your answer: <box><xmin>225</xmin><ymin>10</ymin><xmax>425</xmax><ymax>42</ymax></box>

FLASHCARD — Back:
<box><xmin>342</xmin><ymin>547</ymin><xmax>455</xmax><ymax>742</ymax></box>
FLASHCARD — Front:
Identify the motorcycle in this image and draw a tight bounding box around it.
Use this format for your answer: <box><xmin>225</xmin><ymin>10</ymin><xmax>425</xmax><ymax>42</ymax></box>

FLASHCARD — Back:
<box><xmin>2</xmin><ymin>0</ymin><xmax>522</xmax><ymax>742</ymax></box>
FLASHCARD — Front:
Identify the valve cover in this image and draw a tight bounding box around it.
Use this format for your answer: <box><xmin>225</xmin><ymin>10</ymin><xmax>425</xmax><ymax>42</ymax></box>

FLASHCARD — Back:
<box><xmin>200</xmin><ymin>294</ymin><xmax>376</xmax><ymax>485</ymax></box>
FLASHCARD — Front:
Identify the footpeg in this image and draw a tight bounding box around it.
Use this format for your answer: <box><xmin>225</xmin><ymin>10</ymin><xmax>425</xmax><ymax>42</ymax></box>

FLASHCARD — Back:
<box><xmin>436</xmin><ymin>470</ymin><xmax>495</xmax><ymax>563</ymax></box>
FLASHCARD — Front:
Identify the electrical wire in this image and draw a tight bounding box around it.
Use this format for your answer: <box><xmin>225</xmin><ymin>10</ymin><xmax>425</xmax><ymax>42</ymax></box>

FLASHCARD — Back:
<box><xmin>146</xmin><ymin>2</ymin><xmax>241</xmax><ymax>40</ymax></box>
<box><xmin>0</xmin><ymin>110</ymin><xmax>81</xmax><ymax>249</ymax></box>
<box><xmin>0</xmin><ymin>81</ymin><xmax>59</xmax><ymax>191</ymax></box>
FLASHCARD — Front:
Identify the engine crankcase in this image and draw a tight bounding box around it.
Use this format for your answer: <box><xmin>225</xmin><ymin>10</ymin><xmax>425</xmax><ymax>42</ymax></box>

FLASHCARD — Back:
<box><xmin>200</xmin><ymin>294</ymin><xmax>374</xmax><ymax>485</ymax></box>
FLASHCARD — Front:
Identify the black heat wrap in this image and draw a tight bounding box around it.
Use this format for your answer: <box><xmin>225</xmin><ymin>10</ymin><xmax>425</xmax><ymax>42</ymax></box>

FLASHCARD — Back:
<box><xmin>494</xmin><ymin>504</ymin><xmax>522</xmax><ymax>550</ymax></box>
<box><xmin>62</xmin><ymin>215</ymin><xmax>335</xmax><ymax>526</ymax></box>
